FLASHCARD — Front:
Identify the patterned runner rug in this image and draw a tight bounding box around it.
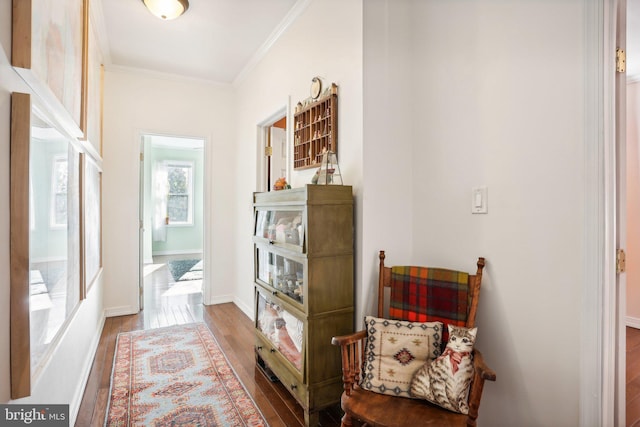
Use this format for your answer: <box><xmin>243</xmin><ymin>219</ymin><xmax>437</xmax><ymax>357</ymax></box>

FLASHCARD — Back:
<box><xmin>105</xmin><ymin>323</ymin><xmax>267</xmax><ymax>426</ymax></box>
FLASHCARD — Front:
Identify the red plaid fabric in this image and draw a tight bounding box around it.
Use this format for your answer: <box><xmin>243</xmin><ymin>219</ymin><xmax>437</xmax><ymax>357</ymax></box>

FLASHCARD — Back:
<box><xmin>389</xmin><ymin>266</ymin><xmax>470</xmax><ymax>332</ymax></box>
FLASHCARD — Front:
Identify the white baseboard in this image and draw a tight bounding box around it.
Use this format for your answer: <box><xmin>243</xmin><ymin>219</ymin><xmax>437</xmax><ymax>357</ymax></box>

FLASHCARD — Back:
<box><xmin>144</xmin><ymin>257</ymin><xmax>154</xmax><ymax>264</ymax></box>
<box><xmin>202</xmin><ymin>295</ymin><xmax>253</xmax><ymax>321</ymax></box>
<box><xmin>627</xmin><ymin>316</ymin><xmax>640</xmax><ymax>329</ymax></box>
<box><xmin>70</xmin><ymin>312</ymin><xmax>105</xmax><ymax>425</ymax></box>
<box><xmin>152</xmin><ymin>249</ymin><xmax>203</xmax><ymax>256</ymax></box>
<box><xmin>206</xmin><ymin>294</ymin><xmax>234</xmax><ymax>305</ymax></box>
<box><xmin>233</xmin><ymin>297</ymin><xmax>254</xmax><ymax>321</ymax></box>
<box><xmin>104</xmin><ymin>305</ymin><xmax>138</xmax><ymax>317</ymax></box>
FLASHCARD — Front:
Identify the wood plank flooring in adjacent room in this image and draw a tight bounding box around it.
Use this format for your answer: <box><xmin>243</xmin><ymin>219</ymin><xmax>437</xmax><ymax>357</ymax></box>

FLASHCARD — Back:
<box><xmin>628</xmin><ymin>326</ymin><xmax>640</xmax><ymax>427</ymax></box>
<box><xmin>76</xmin><ymin>262</ymin><xmax>344</xmax><ymax>427</ymax></box>
<box><xmin>626</xmin><ymin>326</ymin><xmax>640</xmax><ymax>427</ymax></box>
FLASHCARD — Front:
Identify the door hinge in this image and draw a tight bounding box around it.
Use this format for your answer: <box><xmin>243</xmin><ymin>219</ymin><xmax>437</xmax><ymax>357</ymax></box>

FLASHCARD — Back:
<box><xmin>616</xmin><ymin>48</ymin><xmax>626</xmax><ymax>73</ymax></box>
<box><xmin>617</xmin><ymin>249</ymin><xmax>626</xmax><ymax>273</ymax></box>
<box><xmin>140</xmin><ymin>152</ymin><xmax>144</xmax><ymax>161</ymax></box>
<box><xmin>265</xmin><ymin>146</ymin><xmax>272</xmax><ymax>156</ymax></box>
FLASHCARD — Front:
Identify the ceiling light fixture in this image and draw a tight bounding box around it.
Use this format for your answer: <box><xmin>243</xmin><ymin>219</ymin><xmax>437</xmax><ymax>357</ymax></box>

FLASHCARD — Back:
<box><xmin>142</xmin><ymin>0</ymin><xmax>189</xmax><ymax>20</ymax></box>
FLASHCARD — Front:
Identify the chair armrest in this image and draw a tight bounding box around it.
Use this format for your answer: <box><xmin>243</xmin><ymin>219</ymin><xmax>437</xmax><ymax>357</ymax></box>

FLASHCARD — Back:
<box><xmin>331</xmin><ymin>330</ymin><xmax>368</xmax><ymax>396</ymax></box>
<box><xmin>331</xmin><ymin>330</ymin><xmax>367</xmax><ymax>347</ymax></box>
<box><xmin>473</xmin><ymin>348</ymin><xmax>496</xmax><ymax>381</ymax></box>
<box><xmin>467</xmin><ymin>348</ymin><xmax>496</xmax><ymax>424</ymax></box>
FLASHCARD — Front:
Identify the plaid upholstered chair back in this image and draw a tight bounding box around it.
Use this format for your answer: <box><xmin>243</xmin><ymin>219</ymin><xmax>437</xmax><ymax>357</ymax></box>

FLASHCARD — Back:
<box><xmin>377</xmin><ymin>251</ymin><xmax>485</xmax><ymax>338</ymax></box>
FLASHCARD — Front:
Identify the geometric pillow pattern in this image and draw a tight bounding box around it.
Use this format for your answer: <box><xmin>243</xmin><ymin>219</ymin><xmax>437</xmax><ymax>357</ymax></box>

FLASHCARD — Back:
<box><xmin>360</xmin><ymin>316</ymin><xmax>442</xmax><ymax>398</ymax></box>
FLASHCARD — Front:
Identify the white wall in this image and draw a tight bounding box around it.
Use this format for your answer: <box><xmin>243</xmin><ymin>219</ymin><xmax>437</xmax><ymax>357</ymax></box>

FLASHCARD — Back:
<box><xmin>361</xmin><ymin>0</ymin><xmax>415</xmax><ymax>320</ymax></box>
<box><xmin>0</xmin><ymin>0</ymin><xmax>105</xmax><ymax>422</ymax></box>
<box><xmin>15</xmin><ymin>281</ymin><xmax>105</xmax><ymax>424</ymax></box>
<box><xmin>233</xmin><ymin>0</ymin><xmax>363</xmax><ymax>318</ymax></box>
<box><xmin>102</xmin><ymin>70</ymin><xmax>235</xmax><ymax>313</ymax></box>
<box><xmin>401</xmin><ymin>1</ymin><xmax>584</xmax><ymax>426</ymax></box>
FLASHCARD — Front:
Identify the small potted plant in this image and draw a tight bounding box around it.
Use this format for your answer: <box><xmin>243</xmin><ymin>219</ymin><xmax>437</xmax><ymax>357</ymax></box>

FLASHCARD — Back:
<box><xmin>273</xmin><ymin>177</ymin><xmax>291</xmax><ymax>191</ymax></box>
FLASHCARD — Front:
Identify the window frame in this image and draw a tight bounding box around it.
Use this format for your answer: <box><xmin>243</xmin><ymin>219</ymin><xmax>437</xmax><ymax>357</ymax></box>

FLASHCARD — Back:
<box><xmin>165</xmin><ymin>160</ymin><xmax>194</xmax><ymax>227</ymax></box>
<box><xmin>49</xmin><ymin>154</ymin><xmax>68</xmax><ymax>229</ymax></box>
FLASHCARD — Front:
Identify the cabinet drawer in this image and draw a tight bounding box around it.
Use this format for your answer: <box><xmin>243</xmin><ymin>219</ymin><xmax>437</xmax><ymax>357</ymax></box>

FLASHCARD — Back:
<box><xmin>255</xmin><ymin>336</ymin><xmax>307</xmax><ymax>405</ymax></box>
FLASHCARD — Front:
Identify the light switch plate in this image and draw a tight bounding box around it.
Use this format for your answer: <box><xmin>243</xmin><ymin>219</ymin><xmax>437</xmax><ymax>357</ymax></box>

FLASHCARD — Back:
<box><xmin>472</xmin><ymin>187</ymin><xmax>488</xmax><ymax>214</ymax></box>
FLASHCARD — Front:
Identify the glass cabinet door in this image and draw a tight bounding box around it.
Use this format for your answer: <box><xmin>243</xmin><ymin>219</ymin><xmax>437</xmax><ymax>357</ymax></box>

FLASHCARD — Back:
<box><xmin>256</xmin><ymin>291</ymin><xmax>304</xmax><ymax>372</ymax></box>
<box><xmin>254</xmin><ymin>208</ymin><xmax>305</xmax><ymax>251</ymax></box>
<box><xmin>256</xmin><ymin>247</ymin><xmax>304</xmax><ymax>304</ymax></box>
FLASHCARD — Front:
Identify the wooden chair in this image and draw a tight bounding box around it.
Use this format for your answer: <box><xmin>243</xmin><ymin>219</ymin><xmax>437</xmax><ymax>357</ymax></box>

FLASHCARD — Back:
<box><xmin>331</xmin><ymin>251</ymin><xmax>495</xmax><ymax>427</ymax></box>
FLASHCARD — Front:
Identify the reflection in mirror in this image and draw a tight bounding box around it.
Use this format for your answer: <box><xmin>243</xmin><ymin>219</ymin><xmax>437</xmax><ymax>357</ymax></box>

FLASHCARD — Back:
<box><xmin>84</xmin><ymin>156</ymin><xmax>102</xmax><ymax>288</ymax></box>
<box><xmin>29</xmin><ymin>110</ymin><xmax>80</xmax><ymax>372</ymax></box>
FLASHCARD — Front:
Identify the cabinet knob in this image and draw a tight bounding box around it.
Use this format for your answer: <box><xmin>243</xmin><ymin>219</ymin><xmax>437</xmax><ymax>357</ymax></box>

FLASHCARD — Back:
<box><xmin>271</xmin><ymin>291</ymin><xmax>277</xmax><ymax>296</ymax></box>
<box><xmin>291</xmin><ymin>384</ymin><xmax>297</xmax><ymax>390</ymax></box>
<box><xmin>269</xmin><ymin>240</ymin><xmax>275</xmax><ymax>245</ymax></box>
<box><xmin>256</xmin><ymin>346</ymin><xmax>263</xmax><ymax>351</ymax></box>
<box><xmin>270</xmin><ymin>348</ymin><xmax>276</xmax><ymax>353</ymax></box>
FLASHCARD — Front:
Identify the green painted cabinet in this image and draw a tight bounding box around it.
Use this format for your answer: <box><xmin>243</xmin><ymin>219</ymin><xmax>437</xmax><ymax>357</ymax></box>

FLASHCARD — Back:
<box><xmin>253</xmin><ymin>185</ymin><xmax>354</xmax><ymax>426</ymax></box>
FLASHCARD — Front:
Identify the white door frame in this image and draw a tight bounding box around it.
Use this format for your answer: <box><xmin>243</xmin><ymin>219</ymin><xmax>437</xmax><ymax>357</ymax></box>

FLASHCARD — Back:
<box><xmin>586</xmin><ymin>0</ymin><xmax>626</xmax><ymax>426</ymax></box>
<box><xmin>256</xmin><ymin>103</ymin><xmax>290</xmax><ymax>192</ymax></box>
<box><xmin>614</xmin><ymin>2</ymin><xmax>628</xmax><ymax>426</ymax></box>
<box><xmin>139</xmin><ymin>136</ymin><xmax>146</xmax><ymax>310</ymax></box>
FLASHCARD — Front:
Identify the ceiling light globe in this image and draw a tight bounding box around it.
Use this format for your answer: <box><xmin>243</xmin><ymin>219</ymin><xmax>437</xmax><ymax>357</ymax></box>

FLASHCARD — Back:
<box><xmin>142</xmin><ymin>0</ymin><xmax>189</xmax><ymax>20</ymax></box>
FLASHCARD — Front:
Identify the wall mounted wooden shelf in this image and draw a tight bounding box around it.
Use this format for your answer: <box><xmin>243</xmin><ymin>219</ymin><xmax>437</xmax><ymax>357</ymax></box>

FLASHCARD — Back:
<box><xmin>293</xmin><ymin>84</ymin><xmax>338</xmax><ymax>170</ymax></box>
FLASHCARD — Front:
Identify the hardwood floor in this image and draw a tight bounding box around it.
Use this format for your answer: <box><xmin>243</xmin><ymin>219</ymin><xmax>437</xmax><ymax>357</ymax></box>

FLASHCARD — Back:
<box><xmin>75</xmin><ymin>261</ymin><xmax>344</xmax><ymax>426</ymax></box>
<box><xmin>74</xmin><ymin>270</ymin><xmax>640</xmax><ymax>427</ymax></box>
<box><xmin>629</xmin><ymin>327</ymin><xmax>640</xmax><ymax>427</ymax></box>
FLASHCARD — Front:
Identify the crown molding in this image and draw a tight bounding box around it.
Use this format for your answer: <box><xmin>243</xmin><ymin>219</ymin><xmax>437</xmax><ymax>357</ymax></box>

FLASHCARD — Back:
<box><xmin>104</xmin><ymin>63</ymin><xmax>232</xmax><ymax>87</ymax></box>
<box><xmin>232</xmin><ymin>0</ymin><xmax>312</xmax><ymax>87</ymax></box>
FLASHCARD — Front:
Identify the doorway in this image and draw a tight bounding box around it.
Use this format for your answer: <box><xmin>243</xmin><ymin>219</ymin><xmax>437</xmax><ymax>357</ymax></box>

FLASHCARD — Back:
<box><xmin>257</xmin><ymin>106</ymin><xmax>288</xmax><ymax>192</ymax></box>
<box><xmin>139</xmin><ymin>134</ymin><xmax>205</xmax><ymax>326</ymax></box>
<box><xmin>269</xmin><ymin>116</ymin><xmax>287</xmax><ymax>191</ymax></box>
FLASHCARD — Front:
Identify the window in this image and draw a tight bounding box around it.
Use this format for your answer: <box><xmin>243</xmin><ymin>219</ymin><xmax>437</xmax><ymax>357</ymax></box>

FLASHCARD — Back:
<box><xmin>50</xmin><ymin>156</ymin><xmax>68</xmax><ymax>228</ymax></box>
<box><xmin>166</xmin><ymin>161</ymin><xmax>193</xmax><ymax>225</ymax></box>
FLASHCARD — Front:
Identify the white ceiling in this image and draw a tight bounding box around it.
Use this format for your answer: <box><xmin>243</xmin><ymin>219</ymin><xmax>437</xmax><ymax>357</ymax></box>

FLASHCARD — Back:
<box><xmin>97</xmin><ymin>0</ymin><xmax>303</xmax><ymax>84</ymax></box>
<box><xmin>96</xmin><ymin>0</ymin><xmax>638</xmax><ymax>84</ymax></box>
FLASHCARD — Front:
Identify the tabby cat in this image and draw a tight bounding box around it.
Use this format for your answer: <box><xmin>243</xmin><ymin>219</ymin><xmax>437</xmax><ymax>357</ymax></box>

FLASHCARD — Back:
<box><xmin>409</xmin><ymin>324</ymin><xmax>477</xmax><ymax>414</ymax></box>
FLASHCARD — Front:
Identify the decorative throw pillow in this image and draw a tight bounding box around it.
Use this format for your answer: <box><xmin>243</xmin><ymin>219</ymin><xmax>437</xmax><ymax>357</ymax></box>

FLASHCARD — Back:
<box><xmin>361</xmin><ymin>316</ymin><xmax>443</xmax><ymax>397</ymax></box>
<box><xmin>410</xmin><ymin>324</ymin><xmax>477</xmax><ymax>414</ymax></box>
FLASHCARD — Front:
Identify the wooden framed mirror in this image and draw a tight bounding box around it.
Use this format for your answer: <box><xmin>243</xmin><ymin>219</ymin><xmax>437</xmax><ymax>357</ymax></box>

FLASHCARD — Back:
<box><xmin>10</xmin><ymin>93</ymin><xmax>82</xmax><ymax>398</ymax></box>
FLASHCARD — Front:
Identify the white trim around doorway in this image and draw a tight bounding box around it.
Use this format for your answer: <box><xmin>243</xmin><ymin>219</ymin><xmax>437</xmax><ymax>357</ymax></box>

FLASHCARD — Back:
<box><xmin>582</xmin><ymin>0</ymin><xmax>624</xmax><ymax>425</ymax></box>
